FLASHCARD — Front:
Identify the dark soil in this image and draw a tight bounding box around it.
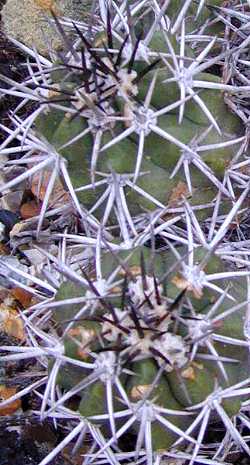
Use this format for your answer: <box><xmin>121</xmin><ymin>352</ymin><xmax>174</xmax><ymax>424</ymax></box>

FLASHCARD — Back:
<box><xmin>0</xmin><ymin>0</ymin><xmax>28</xmax><ymax>144</ymax></box>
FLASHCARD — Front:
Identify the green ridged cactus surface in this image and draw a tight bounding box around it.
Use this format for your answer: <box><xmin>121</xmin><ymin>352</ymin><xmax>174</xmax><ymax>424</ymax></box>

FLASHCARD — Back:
<box><xmin>33</xmin><ymin>27</ymin><xmax>243</xmax><ymax>226</ymax></box>
<box><xmin>53</xmin><ymin>245</ymin><xmax>250</xmax><ymax>455</ymax></box>
<box><xmin>0</xmin><ymin>1</ymin><xmax>249</xmax><ymax>465</ymax></box>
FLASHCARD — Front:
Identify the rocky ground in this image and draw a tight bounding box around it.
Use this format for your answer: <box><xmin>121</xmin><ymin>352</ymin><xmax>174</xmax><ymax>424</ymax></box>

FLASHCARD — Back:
<box><xmin>0</xmin><ymin>3</ymin><xmax>71</xmax><ymax>463</ymax></box>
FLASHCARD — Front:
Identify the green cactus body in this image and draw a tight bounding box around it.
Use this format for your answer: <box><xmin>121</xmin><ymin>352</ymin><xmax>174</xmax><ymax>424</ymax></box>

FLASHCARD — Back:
<box><xmin>42</xmin><ymin>227</ymin><xmax>250</xmax><ymax>462</ymax></box>
<box><xmin>35</xmin><ymin>107</ymin><xmax>65</xmax><ymax>141</ymax></box>
<box><xmin>55</xmin><ymin>361</ymin><xmax>87</xmax><ymax>392</ymax></box>
<box><xmin>35</xmin><ymin>109</ymin><xmax>237</xmax><ymax>225</ymax></box>
<box><xmin>167</xmin><ymin>0</ymin><xmax>226</xmax><ymax>35</ymax></box>
<box><xmin>35</xmin><ymin>107</ymin><xmax>238</xmax><ymax>215</ymax></box>
<box><xmin>54</xmin><ymin>280</ymin><xmax>86</xmax><ymax>327</ymax></box>
<box><xmin>79</xmin><ymin>381</ymin><xmax>107</xmax><ymax>417</ymax></box>
<box><xmin>137</xmin><ymin>68</ymin><xmax>240</xmax><ymax>133</ymax></box>
<box><xmin>127</xmin><ymin>359</ymin><xmax>192</xmax><ymax>449</ymax></box>
<box><xmin>3</xmin><ymin>3</ymin><xmax>250</xmax><ymax>461</ymax></box>
<box><xmin>183</xmin><ymin>74</ymin><xmax>241</xmax><ymax>134</ymax></box>
<box><xmin>164</xmin><ymin>248</ymin><xmax>249</xmax><ymax>415</ymax></box>
<box><xmin>33</xmin><ymin>29</ymin><xmax>242</xmax><ymax>225</ymax></box>
<box><xmin>100</xmin><ymin>131</ymin><xmax>138</xmax><ymax>173</ymax></box>
<box><xmin>166</xmin><ymin>362</ymin><xmax>215</xmax><ymax>406</ymax></box>
<box><xmin>78</xmin><ymin>374</ymin><xmax>128</xmax><ymax>438</ymax></box>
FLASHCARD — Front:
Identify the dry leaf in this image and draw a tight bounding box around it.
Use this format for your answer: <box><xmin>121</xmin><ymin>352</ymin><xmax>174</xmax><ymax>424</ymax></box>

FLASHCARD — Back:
<box><xmin>11</xmin><ymin>287</ymin><xmax>33</xmax><ymax>308</ymax></box>
<box><xmin>34</xmin><ymin>0</ymin><xmax>60</xmax><ymax>13</ymax></box>
<box><xmin>130</xmin><ymin>384</ymin><xmax>152</xmax><ymax>401</ymax></box>
<box><xmin>9</xmin><ymin>221</ymin><xmax>28</xmax><ymax>239</ymax></box>
<box><xmin>193</xmin><ymin>361</ymin><xmax>204</xmax><ymax>370</ymax></box>
<box><xmin>119</xmin><ymin>265</ymin><xmax>141</xmax><ymax>276</ymax></box>
<box><xmin>62</xmin><ymin>445</ymin><xmax>89</xmax><ymax>465</ymax></box>
<box><xmin>35</xmin><ymin>0</ymin><xmax>54</xmax><ymax>7</ymax></box>
<box><xmin>181</xmin><ymin>366</ymin><xmax>196</xmax><ymax>381</ymax></box>
<box><xmin>0</xmin><ymin>243</ymin><xmax>9</xmax><ymax>255</ymax></box>
<box><xmin>0</xmin><ymin>386</ymin><xmax>21</xmax><ymax>416</ymax></box>
<box><xmin>20</xmin><ymin>200</ymin><xmax>41</xmax><ymax>220</ymax></box>
<box><xmin>47</xmin><ymin>84</ymin><xmax>61</xmax><ymax>100</ymax></box>
<box><xmin>31</xmin><ymin>169</ymin><xmax>69</xmax><ymax>208</ymax></box>
<box><xmin>168</xmin><ymin>181</ymin><xmax>189</xmax><ymax>208</ymax></box>
<box><xmin>0</xmin><ymin>288</ymin><xmax>9</xmax><ymax>301</ymax></box>
<box><xmin>109</xmin><ymin>285</ymin><xmax>122</xmax><ymax>294</ymax></box>
<box><xmin>68</xmin><ymin>327</ymin><xmax>96</xmax><ymax>360</ymax></box>
<box><xmin>0</xmin><ymin>303</ymin><xmax>25</xmax><ymax>340</ymax></box>
<box><xmin>172</xmin><ymin>274</ymin><xmax>203</xmax><ymax>299</ymax></box>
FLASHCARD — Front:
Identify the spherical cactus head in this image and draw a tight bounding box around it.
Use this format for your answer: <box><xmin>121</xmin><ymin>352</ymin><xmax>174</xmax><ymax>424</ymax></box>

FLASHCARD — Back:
<box><xmin>2</xmin><ymin>2</ymin><xmax>249</xmax><ymax>463</ymax></box>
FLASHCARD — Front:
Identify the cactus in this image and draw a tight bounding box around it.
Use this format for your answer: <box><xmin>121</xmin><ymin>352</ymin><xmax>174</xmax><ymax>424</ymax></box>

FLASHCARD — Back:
<box><xmin>0</xmin><ymin>1</ymin><xmax>250</xmax><ymax>465</ymax></box>
<box><xmin>52</xmin><ymin>244</ymin><xmax>250</xmax><ymax>458</ymax></box>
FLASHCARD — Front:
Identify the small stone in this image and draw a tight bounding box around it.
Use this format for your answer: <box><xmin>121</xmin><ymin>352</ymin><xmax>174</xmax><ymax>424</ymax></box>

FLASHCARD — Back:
<box><xmin>0</xmin><ymin>210</ymin><xmax>19</xmax><ymax>237</ymax></box>
<box><xmin>2</xmin><ymin>0</ymin><xmax>93</xmax><ymax>56</ymax></box>
<box><xmin>19</xmin><ymin>248</ymin><xmax>45</xmax><ymax>266</ymax></box>
<box><xmin>0</xmin><ymin>224</ymin><xmax>5</xmax><ymax>242</ymax></box>
<box><xmin>1</xmin><ymin>191</ymin><xmax>23</xmax><ymax>213</ymax></box>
